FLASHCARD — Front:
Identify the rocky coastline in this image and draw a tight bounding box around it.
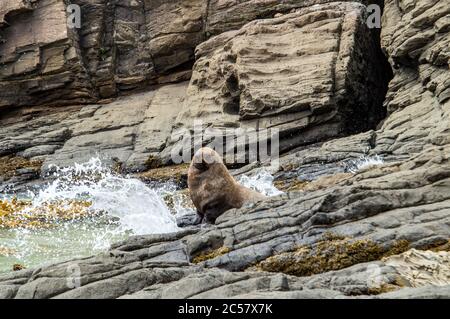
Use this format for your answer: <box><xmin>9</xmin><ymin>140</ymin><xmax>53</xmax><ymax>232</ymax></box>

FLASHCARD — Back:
<box><xmin>0</xmin><ymin>0</ymin><xmax>449</xmax><ymax>298</ymax></box>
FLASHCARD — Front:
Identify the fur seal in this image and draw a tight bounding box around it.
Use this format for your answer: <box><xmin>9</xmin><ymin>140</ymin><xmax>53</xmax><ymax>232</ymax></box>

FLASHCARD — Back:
<box><xmin>188</xmin><ymin>147</ymin><xmax>266</xmax><ymax>224</ymax></box>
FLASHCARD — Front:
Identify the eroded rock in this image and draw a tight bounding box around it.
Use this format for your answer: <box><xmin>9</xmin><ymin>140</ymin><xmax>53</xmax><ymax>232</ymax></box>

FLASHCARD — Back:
<box><xmin>165</xmin><ymin>2</ymin><xmax>391</xmax><ymax>163</ymax></box>
<box><xmin>0</xmin><ymin>0</ymin><xmax>203</xmax><ymax>108</ymax></box>
<box><xmin>0</xmin><ymin>0</ymin><xmax>449</xmax><ymax>300</ymax></box>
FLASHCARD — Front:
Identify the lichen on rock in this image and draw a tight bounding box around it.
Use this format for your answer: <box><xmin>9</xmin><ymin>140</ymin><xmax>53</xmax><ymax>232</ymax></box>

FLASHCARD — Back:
<box><xmin>138</xmin><ymin>164</ymin><xmax>190</xmax><ymax>184</ymax></box>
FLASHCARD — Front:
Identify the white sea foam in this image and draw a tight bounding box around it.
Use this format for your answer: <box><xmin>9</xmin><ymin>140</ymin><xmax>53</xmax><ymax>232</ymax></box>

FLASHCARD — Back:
<box><xmin>0</xmin><ymin>159</ymin><xmax>283</xmax><ymax>272</ymax></box>
<box><xmin>237</xmin><ymin>169</ymin><xmax>284</xmax><ymax>197</ymax></box>
<box><xmin>36</xmin><ymin>158</ymin><xmax>179</xmax><ymax>235</ymax></box>
<box><xmin>0</xmin><ymin>158</ymin><xmax>179</xmax><ymax>272</ymax></box>
<box><xmin>347</xmin><ymin>155</ymin><xmax>384</xmax><ymax>173</ymax></box>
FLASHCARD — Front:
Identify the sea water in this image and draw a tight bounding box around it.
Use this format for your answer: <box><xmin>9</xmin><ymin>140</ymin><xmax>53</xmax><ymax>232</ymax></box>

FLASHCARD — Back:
<box><xmin>0</xmin><ymin>159</ymin><xmax>281</xmax><ymax>273</ymax></box>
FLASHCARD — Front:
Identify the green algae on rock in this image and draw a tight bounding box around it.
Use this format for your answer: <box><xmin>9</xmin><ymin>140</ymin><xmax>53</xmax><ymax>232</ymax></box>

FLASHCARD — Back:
<box><xmin>145</xmin><ymin>155</ymin><xmax>164</xmax><ymax>170</ymax></box>
<box><xmin>12</xmin><ymin>264</ymin><xmax>26</xmax><ymax>271</ymax></box>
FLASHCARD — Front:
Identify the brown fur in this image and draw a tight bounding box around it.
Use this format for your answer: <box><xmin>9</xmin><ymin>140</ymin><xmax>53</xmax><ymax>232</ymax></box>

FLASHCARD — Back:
<box><xmin>188</xmin><ymin>147</ymin><xmax>266</xmax><ymax>224</ymax></box>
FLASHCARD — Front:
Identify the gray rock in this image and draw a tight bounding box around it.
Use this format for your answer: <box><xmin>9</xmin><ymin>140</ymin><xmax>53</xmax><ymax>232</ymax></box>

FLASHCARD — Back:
<box><xmin>0</xmin><ymin>0</ymin><xmax>449</xmax><ymax>300</ymax></box>
<box><xmin>372</xmin><ymin>285</ymin><xmax>450</xmax><ymax>299</ymax></box>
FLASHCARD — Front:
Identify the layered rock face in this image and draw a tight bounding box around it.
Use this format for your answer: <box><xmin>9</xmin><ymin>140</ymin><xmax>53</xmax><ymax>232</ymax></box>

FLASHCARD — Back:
<box><xmin>0</xmin><ymin>0</ymin><xmax>386</xmax><ymax>111</ymax></box>
<box><xmin>0</xmin><ymin>0</ymin><xmax>204</xmax><ymax>109</ymax></box>
<box><xmin>205</xmin><ymin>0</ymin><xmax>383</xmax><ymax>36</ymax></box>
<box><xmin>0</xmin><ymin>0</ymin><xmax>449</xmax><ymax>299</ymax></box>
<box><xmin>0</xmin><ymin>82</ymin><xmax>188</xmax><ymax>189</ymax></box>
<box><xmin>273</xmin><ymin>0</ymin><xmax>450</xmax><ymax>180</ymax></box>
<box><xmin>0</xmin><ymin>0</ymin><xmax>92</xmax><ymax>109</ymax></box>
<box><xmin>167</xmin><ymin>2</ymin><xmax>390</xmax><ymax>161</ymax></box>
<box><xmin>0</xmin><ymin>1</ymin><xmax>390</xmax><ymax>173</ymax></box>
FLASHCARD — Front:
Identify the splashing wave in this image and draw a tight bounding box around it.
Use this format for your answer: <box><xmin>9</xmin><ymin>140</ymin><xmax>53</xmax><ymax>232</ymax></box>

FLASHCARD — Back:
<box><xmin>39</xmin><ymin>158</ymin><xmax>179</xmax><ymax>235</ymax></box>
<box><xmin>237</xmin><ymin>169</ymin><xmax>284</xmax><ymax>197</ymax></box>
<box><xmin>347</xmin><ymin>155</ymin><xmax>384</xmax><ymax>173</ymax></box>
<box><xmin>0</xmin><ymin>159</ymin><xmax>282</xmax><ymax>272</ymax></box>
<box><xmin>0</xmin><ymin>158</ymin><xmax>179</xmax><ymax>272</ymax></box>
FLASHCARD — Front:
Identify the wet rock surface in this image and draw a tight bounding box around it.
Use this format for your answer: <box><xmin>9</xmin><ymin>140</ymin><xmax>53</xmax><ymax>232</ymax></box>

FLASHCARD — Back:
<box><xmin>0</xmin><ymin>141</ymin><xmax>449</xmax><ymax>298</ymax></box>
<box><xmin>0</xmin><ymin>0</ymin><xmax>449</xmax><ymax>299</ymax></box>
<box><xmin>0</xmin><ymin>82</ymin><xmax>188</xmax><ymax>193</ymax></box>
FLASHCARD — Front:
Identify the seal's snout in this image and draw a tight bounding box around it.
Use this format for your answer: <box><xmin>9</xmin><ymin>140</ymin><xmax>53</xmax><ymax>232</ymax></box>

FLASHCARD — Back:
<box><xmin>193</xmin><ymin>160</ymin><xmax>208</xmax><ymax>171</ymax></box>
<box><xmin>192</xmin><ymin>147</ymin><xmax>222</xmax><ymax>171</ymax></box>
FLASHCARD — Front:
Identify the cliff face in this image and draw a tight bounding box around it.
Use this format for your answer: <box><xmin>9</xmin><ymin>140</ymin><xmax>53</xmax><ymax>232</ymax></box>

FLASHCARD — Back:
<box><xmin>0</xmin><ymin>0</ymin><xmax>449</xmax><ymax>298</ymax></box>
<box><xmin>0</xmin><ymin>0</ymin><xmax>383</xmax><ymax>110</ymax></box>
<box><xmin>0</xmin><ymin>0</ymin><xmax>205</xmax><ymax>107</ymax></box>
<box><xmin>0</xmin><ymin>0</ymin><xmax>392</xmax><ymax>176</ymax></box>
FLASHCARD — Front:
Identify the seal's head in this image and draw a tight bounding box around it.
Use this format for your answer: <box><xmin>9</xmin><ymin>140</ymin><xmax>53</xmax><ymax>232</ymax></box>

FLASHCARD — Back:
<box><xmin>188</xmin><ymin>147</ymin><xmax>266</xmax><ymax>224</ymax></box>
<box><xmin>190</xmin><ymin>147</ymin><xmax>224</xmax><ymax>172</ymax></box>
